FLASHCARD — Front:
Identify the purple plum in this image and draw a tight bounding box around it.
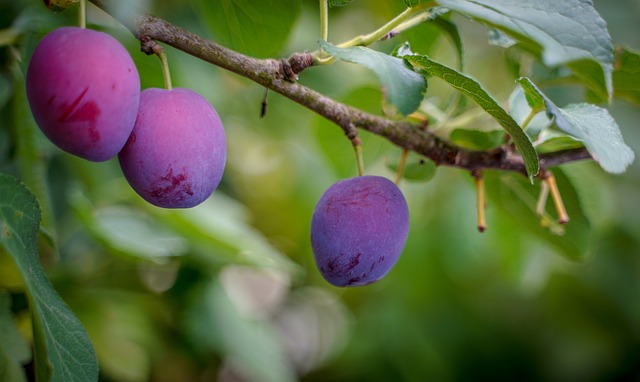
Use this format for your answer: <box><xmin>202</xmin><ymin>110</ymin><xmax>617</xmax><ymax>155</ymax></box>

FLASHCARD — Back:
<box><xmin>26</xmin><ymin>27</ymin><xmax>140</xmax><ymax>161</ymax></box>
<box><xmin>310</xmin><ymin>175</ymin><xmax>409</xmax><ymax>287</ymax></box>
<box><xmin>118</xmin><ymin>88</ymin><xmax>226</xmax><ymax>208</ymax></box>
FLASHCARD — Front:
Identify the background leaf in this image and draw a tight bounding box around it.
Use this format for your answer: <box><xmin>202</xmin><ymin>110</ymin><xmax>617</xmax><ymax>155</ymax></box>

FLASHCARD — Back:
<box><xmin>320</xmin><ymin>41</ymin><xmax>427</xmax><ymax>116</ymax></box>
<box><xmin>437</xmin><ymin>0</ymin><xmax>614</xmax><ymax>100</ymax></box>
<box><xmin>0</xmin><ymin>174</ymin><xmax>98</xmax><ymax>382</ymax></box>
<box><xmin>517</xmin><ymin>77</ymin><xmax>635</xmax><ymax>173</ymax></box>
<box><xmin>612</xmin><ymin>47</ymin><xmax>640</xmax><ymax>105</ymax></box>
<box><xmin>190</xmin><ymin>0</ymin><xmax>301</xmax><ymax>58</ymax></box>
<box><xmin>329</xmin><ymin>0</ymin><xmax>353</xmax><ymax>7</ymax></box>
<box><xmin>0</xmin><ymin>292</ymin><xmax>29</xmax><ymax>382</ymax></box>
<box><xmin>404</xmin><ymin>55</ymin><xmax>539</xmax><ymax>178</ymax></box>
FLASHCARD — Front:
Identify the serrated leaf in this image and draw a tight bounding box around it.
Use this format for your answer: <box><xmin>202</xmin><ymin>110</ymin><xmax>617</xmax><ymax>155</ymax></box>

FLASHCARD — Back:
<box><xmin>404</xmin><ymin>55</ymin><xmax>539</xmax><ymax>178</ymax></box>
<box><xmin>517</xmin><ymin>77</ymin><xmax>635</xmax><ymax>173</ymax></box>
<box><xmin>613</xmin><ymin>47</ymin><xmax>640</xmax><ymax>105</ymax></box>
<box><xmin>438</xmin><ymin>0</ymin><xmax>613</xmax><ymax>101</ymax></box>
<box><xmin>320</xmin><ymin>41</ymin><xmax>427</xmax><ymax>116</ymax></box>
<box><xmin>191</xmin><ymin>0</ymin><xmax>301</xmax><ymax>58</ymax></box>
<box><xmin>0</xmin><ymin>174</ymin><xmax>98</xmax><ymax>382</ymax></box>
<box><xmin>329</xmin><ymin>0</ymin><xmax>353</xmax><ymax>7</ymax></box>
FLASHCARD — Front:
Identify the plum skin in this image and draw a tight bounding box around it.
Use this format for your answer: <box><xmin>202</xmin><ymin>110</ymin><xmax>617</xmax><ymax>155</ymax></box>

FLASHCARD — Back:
<box><xmin>310</xmin><ymin>176</ymin><xmax>410</xmax><ymax>287</ymax></box>
<box><xmin>118</xmin><ymin>88</ymin><xmax>226</xmax><ymax>208</ymax></box>
<box><xmin>26</xmin><ymin>27</ymin><xmax>140</xmax><ymax>161</ymax></box>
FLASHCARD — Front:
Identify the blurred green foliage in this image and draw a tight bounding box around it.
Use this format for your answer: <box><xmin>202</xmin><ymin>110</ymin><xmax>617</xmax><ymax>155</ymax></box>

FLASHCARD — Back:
<box><xmin>1</xmin><ymin>0</ymin><xmax>639</xmax><ymax>381</ymax></box>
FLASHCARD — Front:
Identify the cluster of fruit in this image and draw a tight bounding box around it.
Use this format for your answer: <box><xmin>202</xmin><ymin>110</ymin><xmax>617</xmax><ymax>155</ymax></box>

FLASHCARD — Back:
<box><xmin>26</xmin><ymin>26</ymin><xmax>410</xmax><ymax>287</ymax></box>
<box><xmin>26</xmin><ymin>27</ymin><xmax>226</xmax><ymax>208</ymax></box>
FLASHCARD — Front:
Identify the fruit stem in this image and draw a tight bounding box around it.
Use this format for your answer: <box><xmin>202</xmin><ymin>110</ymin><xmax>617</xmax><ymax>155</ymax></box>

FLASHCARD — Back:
<box><xmin>473</xmin><ymin>170</ymin><xmax>486</xmax><ymax>232</ymax></box>
<box><xmin>78</xmin><ymin>0</ymin><xmax>86</xmax><ymax>28</ymax></box>
<box><xmin>394</xmin><ymin>148</ymin><xmax>409</xmax><ymax>185</ymax></box>
<box><xmin>542</xmin><ymin>170</ymin><xmax>569</xmax><ymax>224</ymax></box>
<box><xmin>320</xmin><ymin>0</ymin><xmax>329</xmax><ymax>42</ymax></box>
<box><xmin>353</xmin><ymin>138</ymin><xmax>365</xmax><ymax>176</ymax></box>
<box><xmin>157</xmin><ymin>48</ymin><xmax>172</xmax><ymax>90</ymax></box>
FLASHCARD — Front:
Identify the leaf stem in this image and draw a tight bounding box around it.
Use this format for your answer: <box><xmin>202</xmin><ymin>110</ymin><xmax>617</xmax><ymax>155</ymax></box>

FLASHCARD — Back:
<box><xmin>394</xmin><ymin>148</ymin><xmax>409</xmax><ymax>185</ymax></box>
<box><xmin>313</xmin><ymin>2</ymin><xmax>436</xmax><ymax>64</ymax></box>
<box><xmin>320</xmin><ymin>0</ymin><xmax>329</xmax><ymax>42</ymax></box>
<box><xmin>78</xmin><ymin>0</ymin><xmax>86</xmax><ymax>28</ymax></box>
<box><xmin>520</xmin><ymin>108</ymin><xmax>537</xmax><ymax>130</ymax></box>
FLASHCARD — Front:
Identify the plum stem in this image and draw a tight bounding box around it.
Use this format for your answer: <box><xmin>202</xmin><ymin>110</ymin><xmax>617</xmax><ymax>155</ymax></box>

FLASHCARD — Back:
<box><xmin>472</xmin><ymin>170</ymin><xmax>487</xmax><ymax>233</ymax></box>
<box><xmin>78</xmin><ymin>0</ymin><xmax>86</xmax><ymax>28</ymax></box>
<box><xmin>353</xmin><ymin>138</ymin><xmax>365</xmax><ymax>176</ymax></box>
<box><xmin>157</xmin><ymin>49</ymin><xmax>172</xmax><ymax>90</ymax></box>
<box><xmin>394</xmin><ymin>149</ymin><xmax>409</xmax><ymax>185</ymax></box>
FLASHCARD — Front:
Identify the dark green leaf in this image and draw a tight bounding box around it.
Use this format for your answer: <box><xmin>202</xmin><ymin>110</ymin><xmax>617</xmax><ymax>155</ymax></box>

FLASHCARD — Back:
<box><xmin>486</xmin><ymin>169</ymin><xmax>592</xmax><ymax>261</ymax></box>
<box><xmin>517</xmin><ymin>77</ymin><xmax>634</xmax><ymax>173</ymax></box>
<box><xmin>329</xmin><ymin>0</ymin><xmax>353</xmax><ymax>7</ymax></box>
<box><xmin>320</xmin><ymin>41</ymin><xmax>427</xmax><ymax>116</ymax></box>
<box><xmin>613</xmin><ymin>47</ymin><xmax>640</xmax><ymax>105</ymax></box>
<box><xmin>404</xmin><ymin>55</ymin><xmax>539</xmax><ymax>178</ymax></box>
<box><xmin>0</xmin><ymin>174</ymin><xmax>98</xmax><ymax>382</ymax></box>
<box><xmin>438</xmin><ymin>0</ymin><xmax>614</xmax><ymax>100</ymax></box>
<box><xmin>190</xmin><ymin>0</ymin><xmax>301</xmax><ymax>58</ymax></box>
<box><xmin>432</xmin><ymin>18</ymin><xmax>464</xmax><ymax>70</ymax></box>
<box><xmin>450</xmin><ymin>129</ymin><xmax>504</xmax><ymax>150</ymax></box>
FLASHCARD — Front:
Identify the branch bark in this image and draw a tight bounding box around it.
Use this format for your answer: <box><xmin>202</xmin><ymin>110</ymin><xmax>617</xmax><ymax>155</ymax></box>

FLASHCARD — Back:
<box><xmin>89</xmin><ymin>0</ymin><xmax>592</xmax><ymax>177</ymax></box>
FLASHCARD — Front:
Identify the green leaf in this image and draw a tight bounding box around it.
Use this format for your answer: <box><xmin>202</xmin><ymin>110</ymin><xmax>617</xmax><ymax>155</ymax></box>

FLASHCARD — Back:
<box><xmin>320</xmin><ymin>41</ymin><xmax>427</xmax><ymax>116</ymax></box>
<box><xmin>200</xmin><ymin>280</ymin><xmax>296</xmax><ymax>382</ymax></box>
<box><xmin>68</xmin><ymin>188</ymin><xmax>187</xmax><ymax>263</ymax></box>
<box><xmin>0</xmin><ymin>292</ymin><xmax>30</xmax><ymax>382</ymax></box>
<box><xmin>517</xmin><ymin>77</ymin><xmax>635</xmax><ymax>173</ymax></box>
<box><xmin>404</xmin><ymin>0</ymin><xmax>429</xmax><ymax>7</ymax></box>
<box><xmin>487</xmin><ymin>169</ymin><xmax>592</xmax><ymax>261</ymax></box>
<box><xmin>450</xmin><ymin>129</ymin><xmax>504</xmax><ymax>150</ymax></box>
<box><xmin>190</xmin><ymin>0</ymin><xmax>301</xmax><ymax>58</ymax></box>
<box><xmin>0</xmin><ymin>174</ymin><xmax>98</xmax><ymax>382</ymax></box>
<box><xmin>437</xmin><ymin>0</ymin><xmax>614</xmax><ymax>100</ymax></box>
<box><xmin>613</xmin><ymin>47</ymin><xmax>640</xmax><ymax>105</ymax></box>
<box><xmin>386</xmin><ymin>152</ymin><xmax>437</xmax><ymax>182</ymax></box>
<box><xmin>404</xmin><ymin>55</ymin><xmax>539</xmax><ymax>178</ymax></box>
<box><xmin>329</xmin><ymin>0</ymin><xmax>353</xmax><ymax>7</ymax></box>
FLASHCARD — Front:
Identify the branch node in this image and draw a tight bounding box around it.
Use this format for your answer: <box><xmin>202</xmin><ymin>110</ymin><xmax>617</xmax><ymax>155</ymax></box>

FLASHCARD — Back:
<box><xmin>288</xmin><ymin>52</ymin><xmax>315</xmax><ymax>76</ymax></box>
<box><xmin>280</xmin><ymin>59</ymin><xmax>298</xmax><ymax>82</ymax></box>
<box><xmin>140</xmin><ymin>35</ymin><xmax>160</xmax><ymax>56</ymax></box>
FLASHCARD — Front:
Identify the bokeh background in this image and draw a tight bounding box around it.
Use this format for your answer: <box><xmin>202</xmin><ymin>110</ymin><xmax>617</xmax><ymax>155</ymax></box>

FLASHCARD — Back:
<box><xmin>1</xmin><ymin>0</ymin><xmax>639</xmax><ymax>381</ymax></box>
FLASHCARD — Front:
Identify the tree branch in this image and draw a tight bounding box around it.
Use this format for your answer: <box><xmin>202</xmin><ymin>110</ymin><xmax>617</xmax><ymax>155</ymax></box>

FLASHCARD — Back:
<box><xmin>89</xmin><ymin>0</ymin><xmax>592</xmax><ymax>177</ymax></box>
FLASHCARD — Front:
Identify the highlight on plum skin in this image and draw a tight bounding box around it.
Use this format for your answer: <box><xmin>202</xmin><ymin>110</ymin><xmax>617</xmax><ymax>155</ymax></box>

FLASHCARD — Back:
<box><xmin>26</xmin><ymin>27</ymin><xmax>140</xmax><ymax>162</ymax></box>
<box><xmin>118</xmin><ymin>88</ymin><xmax>226</xmax><ymax>209</ymax></box>
<box><xmin>310</xmin><ymin>175</ymin><xmax>410</xmax><ymax>287</ymax></box>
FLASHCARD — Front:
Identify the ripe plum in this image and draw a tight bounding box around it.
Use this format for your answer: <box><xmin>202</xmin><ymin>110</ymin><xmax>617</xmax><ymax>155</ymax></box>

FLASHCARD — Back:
<box><xmin>118</xmin><ymin>88</ymin><xmax>226</xmax><ymax>208</ymax></box>
<box><xmin>310</xmin><ymin>176</ymin><xmax>409</xmax><ymax>286</ymax></box>
<box><xmin>26</xmin><ymin>27</ymin><xmax>140</xmax><ymax>161</ymax></box>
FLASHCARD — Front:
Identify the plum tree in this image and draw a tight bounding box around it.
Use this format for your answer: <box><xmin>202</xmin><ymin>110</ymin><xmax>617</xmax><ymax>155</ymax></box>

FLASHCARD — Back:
<box><xmin>118</xmin><ymin>87</ymin><xmax>226</xmax><ymax>208</ymax></box>
<box><xmin>310</xmin><ymin>176</ymin><xmax>410</xmax><ymax>287</ymax></box>
<box><xmin>26</xmin><ymin>27</ymin><xmax>140</xmax><ymax>161</ymax></box>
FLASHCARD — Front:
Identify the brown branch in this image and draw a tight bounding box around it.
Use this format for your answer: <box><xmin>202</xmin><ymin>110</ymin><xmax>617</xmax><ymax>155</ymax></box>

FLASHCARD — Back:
<box><xmin>89</xmin><ymin>0</ymin><xmax>592</xmax><ymax>176</ymax></box>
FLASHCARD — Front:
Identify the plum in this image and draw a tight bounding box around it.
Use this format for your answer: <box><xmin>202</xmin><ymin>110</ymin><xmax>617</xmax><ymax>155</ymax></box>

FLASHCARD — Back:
<box><xmin>118</xmin><ymin>88</ymin><xmax>226</xmax><ymax>208</ymax></box>
<box><xmin>310</xmin><ymin>175</ymin><xmax>409</xmax><ymax>287</ymax></box>
<box><xmin>26</xmin><ymin>27</ymin><xmax>140</xmax><ymax>161</ymax></box>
